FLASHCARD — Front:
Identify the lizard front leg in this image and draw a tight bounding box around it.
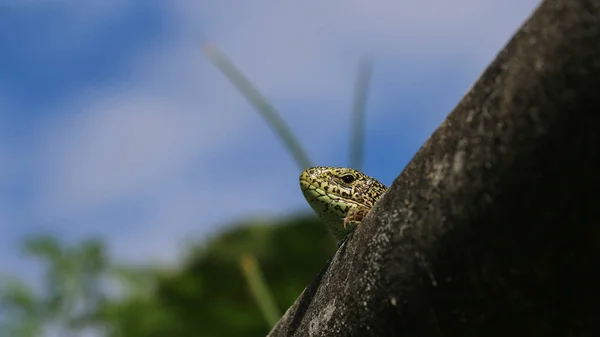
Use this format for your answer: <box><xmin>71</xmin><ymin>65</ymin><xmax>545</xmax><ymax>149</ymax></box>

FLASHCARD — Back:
<box><xmin>343</xmin><ymin>205</ymin><xmax>370</xmax><ymax>232</ymax></box>
<box><xmin>336</xmin><ymin>205</ymin><xmax>371</xmax><ymax>247</ymax></box>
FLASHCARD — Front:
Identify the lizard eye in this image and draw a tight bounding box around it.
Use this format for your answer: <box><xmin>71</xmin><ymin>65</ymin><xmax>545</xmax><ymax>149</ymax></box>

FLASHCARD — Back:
<box><xmin>341</xmin><ymin>175</ymin><xmax>356</xmax><ymax>184</ymax></box>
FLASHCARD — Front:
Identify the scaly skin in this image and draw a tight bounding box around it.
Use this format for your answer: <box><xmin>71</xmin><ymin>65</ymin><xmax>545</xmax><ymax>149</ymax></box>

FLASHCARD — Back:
<box><xmin>299</xmin><ymin>166</ymin><xmax>387</xmax><ymax>244</ymax></box>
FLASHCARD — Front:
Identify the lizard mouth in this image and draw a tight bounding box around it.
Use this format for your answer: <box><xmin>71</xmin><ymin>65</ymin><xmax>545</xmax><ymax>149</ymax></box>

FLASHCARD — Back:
<box><xmin>299</xmin><ymin>179</ymin><xmax>327</xmax><ymax>203</ymax></box>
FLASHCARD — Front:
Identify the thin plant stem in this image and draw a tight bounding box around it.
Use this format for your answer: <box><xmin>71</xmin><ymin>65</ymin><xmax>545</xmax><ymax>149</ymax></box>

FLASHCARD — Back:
<box><xmin>349</xmin><ymin>57</ymin><xmax>373</xmax><ymax>171</ymax></box>
<box><xmin>205</xmin><ymin>45</ymin><xmax>313</xmax><ymax>170</ymax></box>
<box><xmin>239</xmin><ymin>253</ymin><xmax>280</xmax><ymax>327</ymax></box>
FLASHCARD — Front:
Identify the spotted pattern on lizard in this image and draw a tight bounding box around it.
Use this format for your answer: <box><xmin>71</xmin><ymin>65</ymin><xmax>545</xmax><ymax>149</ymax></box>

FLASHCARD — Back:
<box><xmin>299</xmin><ymin>166</ymin><xmax>387</xmax><ymax>244</ymax></box>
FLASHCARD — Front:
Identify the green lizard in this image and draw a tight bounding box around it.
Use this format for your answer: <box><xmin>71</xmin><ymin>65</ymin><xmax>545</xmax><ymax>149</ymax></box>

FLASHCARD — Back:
<box><xmin>299</xmin><ymin>166</ymin><xmax>387</xmax><ymax>245</ymax></box>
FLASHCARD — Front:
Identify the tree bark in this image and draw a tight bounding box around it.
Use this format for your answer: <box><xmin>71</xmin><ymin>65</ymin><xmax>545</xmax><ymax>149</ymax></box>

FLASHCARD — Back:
<box><xmin>268</xmin><ymin>0</ymin><xmax>600</xmax><ymax>336</ymax></box>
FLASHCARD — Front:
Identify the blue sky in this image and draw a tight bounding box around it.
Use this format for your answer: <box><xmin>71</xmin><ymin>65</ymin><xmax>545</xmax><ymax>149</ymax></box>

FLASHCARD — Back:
<box><xmin>0</xmin><ymin>0</ymin><xmax>541</xmax><ymax>285</ymax></box>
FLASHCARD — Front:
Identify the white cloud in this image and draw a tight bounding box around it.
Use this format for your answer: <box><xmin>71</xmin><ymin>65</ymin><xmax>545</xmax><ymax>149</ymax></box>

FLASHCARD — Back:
<box><xmin>179</xmin><ymin>0</ymin><xmax>540</xmax><ymax>66</ymax></box>
<box><xmin>35</xmin><ymin>87</ymin><xmax>248</xmax><ymax>215</ymax></box>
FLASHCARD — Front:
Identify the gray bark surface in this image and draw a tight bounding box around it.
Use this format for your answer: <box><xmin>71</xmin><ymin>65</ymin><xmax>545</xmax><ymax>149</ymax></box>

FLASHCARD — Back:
<box><xmin>269</xmin><ymin>0</ymin><xmax>600</xmax><ymax>336</ymax></box>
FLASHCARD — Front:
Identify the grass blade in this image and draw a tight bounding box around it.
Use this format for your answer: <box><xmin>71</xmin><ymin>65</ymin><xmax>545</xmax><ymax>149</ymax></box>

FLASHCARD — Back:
<box><xmin>348</xmin><ymin>57</ymin><xmax>373</xmax><ymax>171</ymax></box>
<box><xmin>239</xmin><ymin>253</ymin><xmax>280</xmax><ymax>327</ymax></box>
<box><xmin>205</xmin><ymin>45</ymin><xmax>313</xmax><ymax>170</ymax></box>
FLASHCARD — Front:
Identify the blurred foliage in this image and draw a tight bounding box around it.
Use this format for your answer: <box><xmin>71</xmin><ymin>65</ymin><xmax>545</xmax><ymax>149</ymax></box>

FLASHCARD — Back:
<box><xmin>1</xmin><ymin>215</ymin><xmax>335</xmax><ymax>336</ymax></box>
<box><xmin>0</xmin><ymin>236</ymin><xmax>109</xmax><ymax>337</ymax></box>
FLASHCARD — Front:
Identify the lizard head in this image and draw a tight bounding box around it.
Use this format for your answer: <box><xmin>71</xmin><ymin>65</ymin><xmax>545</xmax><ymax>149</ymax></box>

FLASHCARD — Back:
<box><xmin>299</xmin><ymin>166</ymin><xmax>387</xmax><ymax>227</ymax></box>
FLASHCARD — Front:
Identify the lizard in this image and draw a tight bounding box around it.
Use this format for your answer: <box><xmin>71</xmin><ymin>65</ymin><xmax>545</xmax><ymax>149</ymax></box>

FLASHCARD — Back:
<box><xmin>299</xmin><ymin>166</ymin><xmax>387</xmax><ymax>246</ymax></box>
